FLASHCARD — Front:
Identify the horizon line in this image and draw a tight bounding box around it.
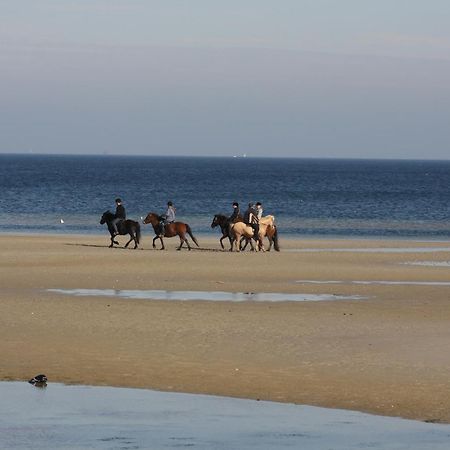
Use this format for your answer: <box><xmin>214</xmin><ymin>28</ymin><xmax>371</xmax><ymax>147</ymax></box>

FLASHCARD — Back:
<box><xmin>1</xmin><ymin>152</ymin><xmax>450</xmax><ymax>163</ymax></box>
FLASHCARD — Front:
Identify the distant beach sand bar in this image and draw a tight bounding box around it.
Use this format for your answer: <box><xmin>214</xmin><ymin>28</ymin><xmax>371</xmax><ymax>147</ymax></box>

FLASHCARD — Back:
<box><xmin>1</xmin><ymin>233</ymin><xmax>450</xmax><ymax>423</ymax></box>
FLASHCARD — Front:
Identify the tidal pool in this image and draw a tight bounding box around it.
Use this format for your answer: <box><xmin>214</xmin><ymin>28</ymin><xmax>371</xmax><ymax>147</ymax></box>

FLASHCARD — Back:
<box><xmin>296</xmin><ymin>280</ymin><xmax>450</xmax><ymax>286</ymax></box>
<box><xmin>1</xmin><ymin>382</ymin><xmax>449</xmax><ymax>450</ymax></box>
<box><xmin>286</xmin><ymin>247</ymin><xmax>450</xmax><ymax>253</ymax></box>
<box><xmin>47</xmin><ymin>289</ymin><xmax>367</xmax><ymax>302</ymax></box>
<box><xmin>402</xmin><ymin>261</ymin><xmax>450</xmax><ymax>267</ymax></box>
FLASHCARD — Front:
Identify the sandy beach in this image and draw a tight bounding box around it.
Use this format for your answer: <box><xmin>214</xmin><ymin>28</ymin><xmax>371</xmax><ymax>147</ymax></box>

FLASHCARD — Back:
<box><xmin>1</xmin><ymin>233</ymin><xmax>450</xmax><ymax>423</ymax></box>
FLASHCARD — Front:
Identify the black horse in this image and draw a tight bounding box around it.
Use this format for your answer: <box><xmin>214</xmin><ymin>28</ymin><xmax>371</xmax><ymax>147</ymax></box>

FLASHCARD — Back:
<box><xmin>100</xmin><ymin>211</ymin><xmax>141</xmax><ymax>249</ymax></box>
<box><xmin>211</xmin><ymin>214</ymin><xmax>243</xmax><ymax>250</ymax></box>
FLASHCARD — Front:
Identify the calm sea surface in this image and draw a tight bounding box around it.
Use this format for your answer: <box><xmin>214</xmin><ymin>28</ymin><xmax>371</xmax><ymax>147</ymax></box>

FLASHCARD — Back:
<box><xmin>1</xmin><ymin>154</ymin><xmax>449</xmax><ymax>238</ymax></box>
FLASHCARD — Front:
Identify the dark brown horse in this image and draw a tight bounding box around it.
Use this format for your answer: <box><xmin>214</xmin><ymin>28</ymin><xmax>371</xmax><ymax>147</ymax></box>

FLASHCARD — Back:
<box><xmin>210</xmin><ymin>214</ymin><xmax>244</xmax><ymax>250</ymax></box>
<box><xmin>100</xmin><ymin>211</ymin><xmax>141</xmax><ymax>249</ymax></box>
<box><xmin>143</xmin><ymin>212</ymin><xmax>199</xmax><ymax>250</ymax></box>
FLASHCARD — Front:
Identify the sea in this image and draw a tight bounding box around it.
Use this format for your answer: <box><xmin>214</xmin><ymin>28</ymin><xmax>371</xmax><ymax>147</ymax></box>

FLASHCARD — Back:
<box><xmin>1</xmin><ymin>154</ymin><xmax>450</xmax><ymax>239</ymax></box>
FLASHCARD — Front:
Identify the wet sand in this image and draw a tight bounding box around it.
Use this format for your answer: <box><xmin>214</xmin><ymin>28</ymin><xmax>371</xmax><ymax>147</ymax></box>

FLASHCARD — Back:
<box><xmin>1</xmin><ymin>233</ymin><xmax>450</xmax><ymax>422</ymax></box>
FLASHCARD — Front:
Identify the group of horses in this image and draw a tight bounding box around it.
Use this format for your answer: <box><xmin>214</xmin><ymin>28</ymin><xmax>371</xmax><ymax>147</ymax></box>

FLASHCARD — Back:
<box><xmin>100</xmin><ymin>210</ymin><xmax>280</xmax><ymax>252</ymax></box>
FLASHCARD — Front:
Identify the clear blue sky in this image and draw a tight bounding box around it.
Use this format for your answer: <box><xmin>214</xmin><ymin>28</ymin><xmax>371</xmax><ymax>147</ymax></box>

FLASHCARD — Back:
<box><xmin>1</xmin><ymin>0</ymin><xmax>450</xmax><ymax>158</ymax></box>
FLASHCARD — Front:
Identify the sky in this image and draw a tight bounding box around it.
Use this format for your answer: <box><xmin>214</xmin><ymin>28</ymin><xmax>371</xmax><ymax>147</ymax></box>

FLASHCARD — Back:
<box><xmin>1</xmin><ymin>0</ymin><xmax>450</xmax><ymax>159</ymax></box>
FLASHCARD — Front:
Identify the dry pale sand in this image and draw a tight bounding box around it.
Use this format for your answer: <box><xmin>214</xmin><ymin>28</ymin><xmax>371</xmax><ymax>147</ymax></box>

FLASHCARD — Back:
<box><xmin>1</xmin><ymin>233</ymin><xmax>450</xmax><ymax>422</ymax></box>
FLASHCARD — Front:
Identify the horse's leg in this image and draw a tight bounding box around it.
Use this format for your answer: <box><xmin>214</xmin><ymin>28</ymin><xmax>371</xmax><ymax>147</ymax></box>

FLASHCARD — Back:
<box><xmin>159</xmin><ymin>236</ymin><xmax>165</xmax><ymax>250</ymax></box>
<box><xmin>182</xmin><ymin>231</ymin><xmax>192</xmax><ymax>250</ymax></box>
<box><xmin>177</xmin><ymin>232</ymin><xmax>190</xmax><ymax>251</ymax></box>
<box><xmin>240</xmin><ymin>236</ymin><xmax>248</xmax><ymax>251</ymax></box>
<box><xmin>235</xmin><ymin>234</ymin><xmax>241</xmax><ymax>252</ymax></box>
<box><xmin>152</xmin><ymin>236</ymin><xmax>157</xmax><ymax>249</ymax></box>
<box><xmin>182</xmin><ymin>238</ymin><xmax>191</xmax><ymax>251</ymax></box>
<box><xmin>124</xmin><ymin>235</ymin><xmax>133</xmax><ymax>248</ymax></box>
<box><xmin>109</xmin><ymin>236</ymin><xmax>114</xmax><ymax>248</ymax></box>
<box><xmin>267</xmin><ymin>236</ymin><xmax>273</xmax><ymax>251</ymax></box>
<box><xmin>220</xmin><ymin>234</ymin><xmax>226</xmax><ymax>250</ymax></box>
<box><xmin>226</xmin><ymin>235</ymin><xmax>233</xmax><ymax>251</ymax></box>
<box><xmin>131</xmin><ymin>230</ymin><xmax>138</xmax><ymax>249</ymax></box>
<box><xmin>258</xmin><ymin>238</ymin><xmax>265</xmax><ymax>252</ymax></box>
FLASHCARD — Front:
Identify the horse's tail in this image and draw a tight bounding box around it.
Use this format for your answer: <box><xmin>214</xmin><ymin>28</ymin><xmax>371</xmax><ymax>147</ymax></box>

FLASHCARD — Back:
<box><xmin>186</xmin><ymin>224</ymin><xmax>200</xmax><ymax>247</ymax></box>
<box><xmin>273</xmin><ymin>226</ymin><xmax>280</xmax><ymax>251</ymax></box>
<box><xmin>135</xmin><ymin>222</ymin><xmax>141</xmax><ymax>244</ymax></box>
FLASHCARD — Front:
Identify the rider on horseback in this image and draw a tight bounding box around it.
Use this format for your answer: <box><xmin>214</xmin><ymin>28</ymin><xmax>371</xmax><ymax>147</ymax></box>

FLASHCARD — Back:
<box><xmin>229</xmin><ymin>202</ymin><xmax>240</xmax><ymax>223</ymax></box>
<box><xmin>158</xmin><ymin>201</ymin><xmax>176</xmax><ymax>236</ymax></box>
<box><xmin>112</xmin><ymin>198</ymin><xmax>126</xmax><ymax>236</ymax></box>
<box><xmin>244</xmin><ymin>202</ymin><xmax>259</xmax><ymax>239</ymax></box>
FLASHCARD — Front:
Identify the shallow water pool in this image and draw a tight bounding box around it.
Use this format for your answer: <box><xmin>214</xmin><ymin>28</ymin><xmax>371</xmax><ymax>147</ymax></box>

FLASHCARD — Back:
<box><xmin>47</xmin><ymin>288</ymin><xmax>367</xmax><ymax>302</ymax></box>
<box><xmin>1</xmin><ymin>382</ymin><xmax>449</xmax><ymax>450</ymax></box>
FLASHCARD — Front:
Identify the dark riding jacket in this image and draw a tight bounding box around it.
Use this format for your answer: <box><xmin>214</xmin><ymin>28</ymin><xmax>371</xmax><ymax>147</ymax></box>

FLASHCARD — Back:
<box><xmin>229</xmin><ymin>206</ymin><xmax>240</xmax><ymax>223</ymax></box>
<box><xmin>244</xmin><ymin>206</ymin><xmax>258</xmax><ymax>224</ymax></box>
<box><xmin>115</xmin><ymin>205</ymin><xmax>126</xmax><ymax>220</ymax></box>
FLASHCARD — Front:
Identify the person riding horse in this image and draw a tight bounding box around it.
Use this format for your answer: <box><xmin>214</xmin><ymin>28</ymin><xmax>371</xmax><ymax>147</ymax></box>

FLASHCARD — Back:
<box><xmin>158</xmin><ymin>201</ymin><xmax>176</xmax><ymax>236</ymax></box>
<box><xmin>229</xmin><ymin>201</ymin><xmax>241</xmax><ymax>223</ymax></box>
<box><xmin>243</xmin><ymin>202</ymin><xmax>259</xmax><ymax>239</ymax></box>
<box><xmin>111</xmin><ymin>198</ymin><xmax>126</xmax><ymax>236</ymax></box>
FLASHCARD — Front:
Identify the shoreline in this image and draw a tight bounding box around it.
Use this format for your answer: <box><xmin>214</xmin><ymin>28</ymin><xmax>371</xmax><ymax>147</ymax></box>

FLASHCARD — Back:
<box><xmin>2</xmin><ymin>233</ymin><xmax>450</xmax><ymax>423</ymax></box>
<box><xmin>1</xmin><ymin>229</ymin><xmax>450</xmax><ymax>242</ymax></box>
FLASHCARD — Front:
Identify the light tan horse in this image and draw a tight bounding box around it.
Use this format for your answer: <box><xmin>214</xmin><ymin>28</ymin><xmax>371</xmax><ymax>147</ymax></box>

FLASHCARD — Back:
<box><xmin>241</xmin><ymin>218</ymin><xmax>280</xmax><ymax>251</ymax></box>
<box><xmin>256</xmin><ymin>215</ymin><xmax>280</xmax><ymax>251</ymax></box>
<box><xmin>229</xmin><ymin>222</ymin><xmax>256</xmax><ymax>252</ymax></box>
<box><xmin>260</xmin><ymin>215</ymin><xmax>275</xmax><ymax>227</ymax></box>
<box><xmin>230</xmin><ymin>215</ymin><xmax>276</xmax><ymax>252</ymax></box>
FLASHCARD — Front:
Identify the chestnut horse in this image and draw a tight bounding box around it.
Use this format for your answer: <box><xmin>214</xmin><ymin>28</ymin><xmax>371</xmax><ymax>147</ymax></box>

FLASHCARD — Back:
<box><xmin>100</xmin><ymin>211</ymin><xmax>141</xmax><ymax>249</ymax></box>
<box><xmin>143</xmin><ymin>212</ymin><xmax>199</xmax><ymax>250</ymax></box>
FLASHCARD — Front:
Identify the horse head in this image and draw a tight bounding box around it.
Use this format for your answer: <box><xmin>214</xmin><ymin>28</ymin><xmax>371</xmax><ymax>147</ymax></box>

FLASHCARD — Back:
<box><xmin>100</xmin><ymin>210</ymin><xmax>114</xmax><ymax>225</ymax></box>
<box><xmin>143</xmin><ymin>212</ymin><xmax>159</xmax><ymax>226</ymax></box>
<box><xmin>211</xmin><ymin>214</ymin><xmax>227</xmax><ymax>228</ymax></box>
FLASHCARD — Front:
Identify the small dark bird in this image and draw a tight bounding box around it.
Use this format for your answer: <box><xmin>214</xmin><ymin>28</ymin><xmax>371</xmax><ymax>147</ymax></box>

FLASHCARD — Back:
<box><xmin>29</xmin><ymin>374</ymin><xmax>48</xmax><ymax>385</ymax></box>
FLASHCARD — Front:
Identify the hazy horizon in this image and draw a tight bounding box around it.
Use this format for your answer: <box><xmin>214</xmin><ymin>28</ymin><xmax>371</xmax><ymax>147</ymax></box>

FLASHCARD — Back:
<box><xmin>2</xmin><ymin>1</ymin><xmax>450</xmax><ymax>160</ymax></box>
<box><xmin>3</xmin><ymin>152</ymin><xmax>450</xmax><ymax>163</ymax></box>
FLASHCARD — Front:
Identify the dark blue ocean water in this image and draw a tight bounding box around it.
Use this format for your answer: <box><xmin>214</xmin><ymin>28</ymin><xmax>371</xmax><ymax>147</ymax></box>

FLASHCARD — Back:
<box><xmin>1</xmin><ymin>154</ymin><xmax>450</xmax><ymax>238</ymax></box>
